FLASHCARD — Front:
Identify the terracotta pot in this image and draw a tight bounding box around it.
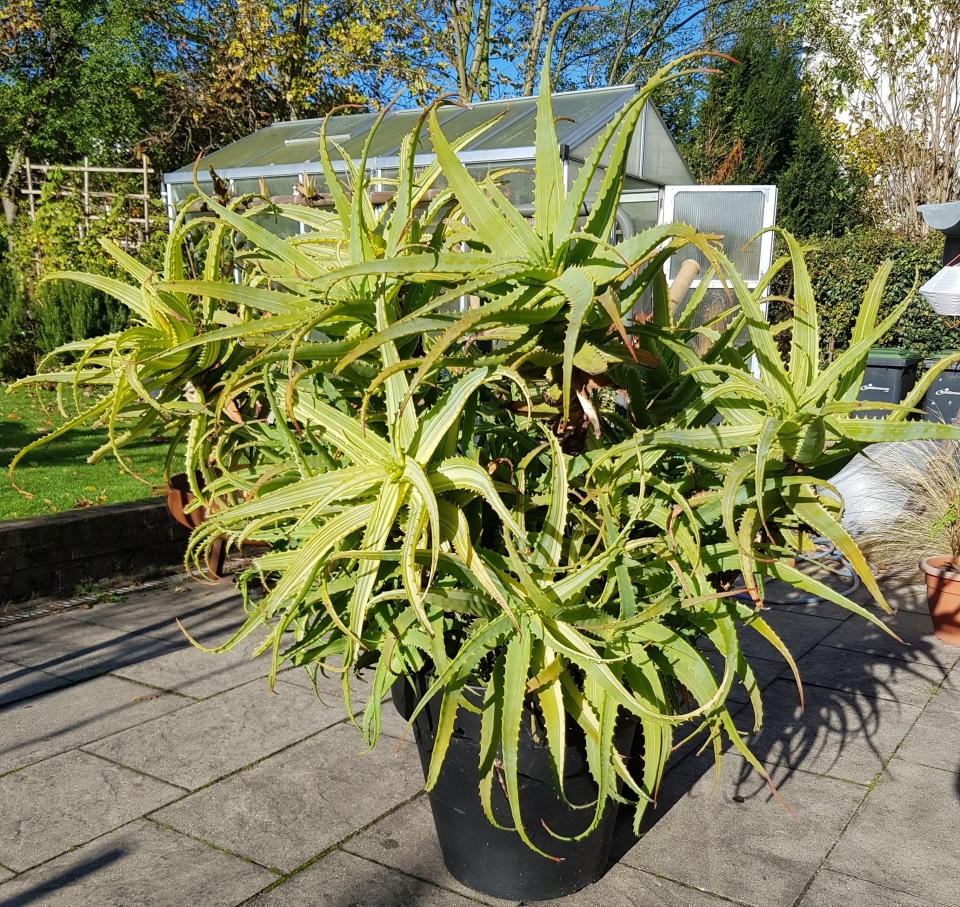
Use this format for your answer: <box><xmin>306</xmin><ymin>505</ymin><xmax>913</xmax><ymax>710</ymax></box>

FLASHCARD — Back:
<box><xmin>165</xmin><ymin>472</ymin><xmax>209</xmax><ymax>530</ymax></box>
<box><xmin>919</xmin><ymin>556</ymin><xmax>960</xmax><ymax>647</ymax></box>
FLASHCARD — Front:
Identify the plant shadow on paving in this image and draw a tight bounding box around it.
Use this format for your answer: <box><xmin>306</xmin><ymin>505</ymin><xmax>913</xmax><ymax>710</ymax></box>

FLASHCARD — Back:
<box><xmin>608</xmin><ymin>606</ymin><xmax>959</xmax><ymax>865</ymax></box>
<box><xmin>0</xmin><ymin>591</ymin><xmax>242</xmax><ymax>696</ymax></box>
<box><xmin>0</xmin><ymin>848</ymin><xmax>124</xmax><ymax>906</ymax></box>
<box><xmin>0</xmin><ymin>661</ymin><xmax>66</xmax><ymax>707</ymax></box>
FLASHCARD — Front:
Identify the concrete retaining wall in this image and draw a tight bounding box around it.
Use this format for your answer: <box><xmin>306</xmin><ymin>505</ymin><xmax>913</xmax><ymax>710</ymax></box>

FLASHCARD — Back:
<box><xmin>0</xmin><ymin>498</ymin><xmax>190</xmax><ymax>606</ymax></box>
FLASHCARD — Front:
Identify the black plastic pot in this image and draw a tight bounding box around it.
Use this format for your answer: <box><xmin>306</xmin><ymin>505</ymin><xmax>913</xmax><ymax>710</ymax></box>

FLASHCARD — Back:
<box><xmin>392</xmin><ymin>674</ymin><xmax>635</xmax><ymax>901</ymax></box>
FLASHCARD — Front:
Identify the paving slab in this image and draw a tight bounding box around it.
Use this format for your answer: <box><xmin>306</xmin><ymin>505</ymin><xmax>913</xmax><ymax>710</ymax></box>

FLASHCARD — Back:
<box><xmin>0</xmin><ymin>675</ymin><xmax>187</xmax><ymax>775</ymax></box>
<box><xmin>944</xmin><ymin>658</ymin><xmax>960</xmax><ymax>692</ymax></box>
<box><xmin>762</xmin><ymin>600</ymin><xmax>851</xmax><ymax>622</ymax></box>
<box><xmin>793</xmin><ymin>644</ymin><xmax>949</xmax><ymax>706</ymax></box>
<box><xmin>876</xmin><ymin>576</ymin><xmax>929</xmax><ymax>613</ymax></box>
<box><xmin>0</xmin><ymin>656</ymin><xmax>69</xmax><ymax>708</ymax></box>
<box><xmin>0</xmin><ymin>865</ymin><xmax>14</xmax><ymax>882</ymax></box>
<box><xmin>0</xmin><ymin>750</ymin><xmax>182</xmax><ymax>871</ymax></box>
<box><xmin>153</xmin><ymin>722</ymin><xmax>424</xmax><ymax>873</ymax></box>
<box><xmin>0</xmin><ymin>819</ymin><xmax>275</xmax><ymax>907</ymax></box>
<box><xmin>744</xmin><ymin>678</ymin><xmax>923</xmax><ymax>785</ymax></box>
<box><xmin>528</xmin><ymin>862</ymin><xmax>733</xmax><ymax>907</ymax></box>
<box><xmin>279</xmin><ymin>666</ymin><xmax>429</xmax><ymax>740</ymax></box>
<box><xmin>758</xmin><ymin>569</ymin><xmax>859</xmax><ymax>618</ymax></box>
<box><xmin>893</xmin><ymin>688</ymin><xmax>960</xmax><ymax>774</ymax></box>
<box><xmin>818</xmin><ymin>607</ymin><xmax>960</xmax><ymax>669</ymax></box>
<box><xmin>623</xmin><ymin>752</ymin><xmax>867</xmax><ymax>907</ymax></box>
<box><xmin>827</xmin><ymin>759</ymin><xmax>960</xmax><ymax>906</ymax></box>
<box><xmin>798</xmin><ymin>868</ymin><xmax>941</xmax><ymax>907</ymax></box>
<box><xmin>702</xmin><ymin>651</ymin><xmax>786</xmax><ymax>705</ymax></box>
<box><xmin>344</xmin><ymin>794</ymin><xmax>516</xmax><ymax>906</ymax></box>
<box><xmin>65</xmin><ymin>583</ymin><xmax>247</xmax><ymax>644</ymax></box>
<box><xmin>738</xmin><ymin>608</ymin><xmax>840</xmax><ymax>662</ymax></box>
<box><xmin>246</xmin><ymin>848</ymin><xmax>481</xmax><ymax>906</ymax></box>
<box><xmin>84</xmin><ymin>677</ymin><xmax>341</xmax><ymax>789</ymax></box>
<box><xmin>649</xmin><ymin>700</ymin><xmax>750</xmax><ymax>782</ymax></box>
<box><xmin>0</xmin><ymin>615</ymin><xmax>177</xmax><ymax>681</ymax></box>
<box><xmin>111</xmin><ymin>634</ymin><xmax>272</xmax><ymax>699</ymax></box>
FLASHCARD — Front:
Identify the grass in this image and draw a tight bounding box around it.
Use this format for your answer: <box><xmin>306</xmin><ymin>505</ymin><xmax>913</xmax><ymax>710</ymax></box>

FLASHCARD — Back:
<box><xmin>0</xmin><ymin>383</ymin><xmax>171</xmax><ymax>521</ymax></box>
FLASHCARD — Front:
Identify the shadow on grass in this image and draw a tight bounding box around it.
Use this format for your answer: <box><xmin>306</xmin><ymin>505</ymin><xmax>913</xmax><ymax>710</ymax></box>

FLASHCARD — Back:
<box><xmin>1</xmin><ymin>425</ymin><xmax>166</xmax><ymax>469</ymax></box>
<box><xmin>0</xmin><ymin>420</ymin><xmax>33</xmax><ymax>455</ymax></box>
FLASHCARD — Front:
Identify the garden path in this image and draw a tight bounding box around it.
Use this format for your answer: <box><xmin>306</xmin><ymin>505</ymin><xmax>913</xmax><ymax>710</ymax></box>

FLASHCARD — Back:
<box><xmin>0</xmin><ymin>575</ymin><xmax>957</xmax><ymax>907</ymax></box>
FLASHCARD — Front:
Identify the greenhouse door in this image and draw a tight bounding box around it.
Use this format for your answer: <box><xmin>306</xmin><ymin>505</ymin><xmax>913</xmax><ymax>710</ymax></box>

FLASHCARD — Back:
<box><xmin>658</xmin><ymin>185</ymin><xmax>777</xmax><ymax>375</ymax></box>
<box><xmin>659</xmin><ymin>184</ymin><xmax>778</xmax><ymax>303</ymax></box>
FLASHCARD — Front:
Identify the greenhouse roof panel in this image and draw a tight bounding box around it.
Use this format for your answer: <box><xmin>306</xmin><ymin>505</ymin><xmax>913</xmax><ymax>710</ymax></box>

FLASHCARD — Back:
<box><xmin>471</xmin><ymin>86</ymin><xmax>636</xmax><ymax>151</ymax></box>
<box><xmin>170</xmin><ymin>86</ymin><xmax>690</xmax><ymax>187</ymax></box>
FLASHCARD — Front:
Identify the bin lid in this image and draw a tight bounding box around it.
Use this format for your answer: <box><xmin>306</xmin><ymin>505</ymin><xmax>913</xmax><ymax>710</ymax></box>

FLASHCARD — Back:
<box><xmin>865</xmin><ymin>347</ymin><xmax>923</xmax><ymax>367</ymax></box>
<box><xmin>923</xmin><ymin>350</ymin><xmax>960</xmax><ymax>370</ymax></box>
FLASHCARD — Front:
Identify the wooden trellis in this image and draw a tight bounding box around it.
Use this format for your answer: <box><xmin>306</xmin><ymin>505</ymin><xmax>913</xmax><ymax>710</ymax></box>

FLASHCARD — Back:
<box><xmin>20</xmin><ymin>156</ymin><xmax>158</xmax><ymax>251</ymax></box>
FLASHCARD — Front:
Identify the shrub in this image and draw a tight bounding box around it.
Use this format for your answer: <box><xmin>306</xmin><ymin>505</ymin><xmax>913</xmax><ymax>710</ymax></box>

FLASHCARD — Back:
<box><xmin>0</xmin><ymin>258</ymin><xmax>35</xmax><ymax>379</ymax></box>
<box><xmin>32</xmin><ymin>279</ymin><xmax>128</xmax><ymax>358</ymax></box>
<box><xmin>770</xmin><ymin>229</ymin><xmax>953</xmax><ymax>359</ymax></box>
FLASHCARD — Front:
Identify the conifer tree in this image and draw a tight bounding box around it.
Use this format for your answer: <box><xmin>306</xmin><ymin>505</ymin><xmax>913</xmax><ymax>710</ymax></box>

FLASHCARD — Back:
<box><xmin>688</xmin><ymin>28</ymin><xmax>862</xmax><ymax>237</ymax></box>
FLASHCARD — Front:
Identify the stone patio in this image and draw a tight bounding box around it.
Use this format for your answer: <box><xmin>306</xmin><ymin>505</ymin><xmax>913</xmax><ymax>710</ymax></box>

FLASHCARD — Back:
<box><xmin>1</xmin><ymin>575</ymin><xmax>959</xmax><ymax>906</ymax></box>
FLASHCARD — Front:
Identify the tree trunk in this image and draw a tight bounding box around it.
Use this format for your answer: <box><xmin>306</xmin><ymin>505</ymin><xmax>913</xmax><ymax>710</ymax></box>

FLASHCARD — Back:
<box><xmin>1</xmin><ymin>128</ymin><xmax>31</xmax><ymax>252</ymax></box>
<box><xmin>522</xmin><ymin>0</ymin><xmax>550</xmax><ymax>95</ymax></box>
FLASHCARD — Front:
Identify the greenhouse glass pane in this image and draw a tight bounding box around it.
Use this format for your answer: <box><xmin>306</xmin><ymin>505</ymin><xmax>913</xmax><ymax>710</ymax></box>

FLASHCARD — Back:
<box><xmin>288</xmin><ymin>112</ymin><xmax>378</xmax><ymax>142</ymax></box>
<box><xmin>340</xmin><ymin>109</ymin><xmax>440</xmax><ymax>158</ymax></box>
<box><xmin>464</xmin><ymin>90</ymin><xmax>633</xmax><ymax>150</ymax></box>
<box><xmin>249</xmin><ymin>210</ymin><xmax>301</xmax><ymax>239</ymax></box>
<box><xmin>167</xmin><ymin>180</ymin><xmax>211</xmax><ymax>208</ymax></box>
<box><xmin>186</xmin><ymin>123</ymin><xmax>304</xmax><ymax>172</ymax></box>
<box><xmin>233</xmin><ymin>175</ymin><xmax>308</xmax><ymax>198</ymax></box>
<box><xmin>254</xmin><ymin>112</ymin><xmax>379</xmax><ymax>165</ymax></box>
<box><xmin>242</xmin><ymin>142</ymin><xmax>326</xmax><ymax>167</ymax></box>
<box><xmin>668</xmin><ymin>190</ymin><xmax>767</xmax><ymax>279</ymax></box>
<box><xmin>553</xmin><ymin>88</ymin><xmax>634</xmax><ymax>140</ymax></box>
<box><xmin>437</xmin><ymin>102</ymin><xmax>517</xmax><ymax>148</ymax></box>
<box><xmin>640</xmin><ymin>106</ymin><xmax>694</xmax><ymax>185</ymax></box>
<box><xmin>466</xmin><ymin>162</ymin><xmax>535</xmax><ymax>207</ymax></box>
<box><xmin>471</xmin><ymin>107</ymin><xmax>537</xmax><ymax>150</ymax></box>
<box><xmin>619</xmin><ymin>198</ymin><xmax>660</xmax><ymax>235</ymax></box>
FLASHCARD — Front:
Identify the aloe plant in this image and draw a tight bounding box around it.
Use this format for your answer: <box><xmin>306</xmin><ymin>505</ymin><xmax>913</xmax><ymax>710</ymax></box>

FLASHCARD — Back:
<box><xmin>11</xmin><ymin>23</ymin><xmax>960</xmax><ymax>857</ymax></box>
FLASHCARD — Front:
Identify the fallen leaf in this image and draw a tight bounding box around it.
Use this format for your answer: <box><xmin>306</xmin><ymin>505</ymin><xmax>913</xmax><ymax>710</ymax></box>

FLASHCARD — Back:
<box><xmin>132</xmin><ymin>695</ymin><xmax>160</xmax><ymax>701</ymax></box>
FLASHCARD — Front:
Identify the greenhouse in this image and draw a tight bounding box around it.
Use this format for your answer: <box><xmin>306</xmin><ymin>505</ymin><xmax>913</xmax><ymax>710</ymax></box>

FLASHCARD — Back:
<box><xmin>161</xmin><ymin>85</ymin><xmax>777</xmax><ymax>295</ymax></box>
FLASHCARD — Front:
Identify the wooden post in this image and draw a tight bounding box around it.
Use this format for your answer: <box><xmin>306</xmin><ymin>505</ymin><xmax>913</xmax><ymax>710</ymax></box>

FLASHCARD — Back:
<box><xmin>24</xmin><ymin>157</ymin><xmax>35</xmax><ymax>219</ymax></box>
<box><xmin>83</xmin><ymin>156</ymin><xmax>90</xmax><ymax>216</ymax></box>
<box><xmin>142</xmin><ymin>155</ymin><xmax>150</xmax><ymax>241</ymax></box>
<box><xmin>668</xmin><ymin>259</ymin><xmax>702</xmax><ymax>321</ymax></box>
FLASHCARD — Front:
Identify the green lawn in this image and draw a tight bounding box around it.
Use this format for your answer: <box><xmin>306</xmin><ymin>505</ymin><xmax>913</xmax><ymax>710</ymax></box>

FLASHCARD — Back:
<box><xmin>0</xmin><ymin>384</ymin><xmax>170</xmax><ymax>521</ymax></box>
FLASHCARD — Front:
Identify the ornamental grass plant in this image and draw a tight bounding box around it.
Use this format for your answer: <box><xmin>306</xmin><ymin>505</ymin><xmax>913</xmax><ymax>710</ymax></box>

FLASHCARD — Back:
<box><xmin>857</xmin><ymin>440</ymin><xmax>960</xmax><ymax>573</ymax></box>
<box><xmin>11</xmin><ymin>29</ymin><xmax>960</xmax><ymax>857</ymax></box>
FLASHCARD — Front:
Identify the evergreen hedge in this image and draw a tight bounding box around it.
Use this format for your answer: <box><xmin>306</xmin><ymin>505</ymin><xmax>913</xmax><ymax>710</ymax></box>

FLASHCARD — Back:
<box><xmin>771</xmin><ymin>230</ymin><xmax>956</xmax><ymax>359</ymax></box>
<box><xmin>0</xmin><ymin>258</ymin><xmax>128</xmax><ymax>380</ymax></box>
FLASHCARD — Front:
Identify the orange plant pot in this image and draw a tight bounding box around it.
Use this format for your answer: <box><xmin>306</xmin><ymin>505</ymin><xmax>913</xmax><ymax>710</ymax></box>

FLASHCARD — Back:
<box><xmin>919</xmin><ymin>556</ymin><xmax>960</xmax><ymax>647</ymax></box>
<box><xmin>166</xmin><ymin>473</ymin><xmax>225</xmax><ymax>578</ymax></box>
<box><xmin>165</xmin><ymin>472</ymin><xmax>209</xmax><ymax>530</ymax></box>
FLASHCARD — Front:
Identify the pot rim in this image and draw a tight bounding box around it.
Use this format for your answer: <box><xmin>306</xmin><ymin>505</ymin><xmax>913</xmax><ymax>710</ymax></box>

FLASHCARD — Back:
<box><xmin>919</xmin><ymin>555</ymin><xmax>960</xmax><ymax>579</ymax></box>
